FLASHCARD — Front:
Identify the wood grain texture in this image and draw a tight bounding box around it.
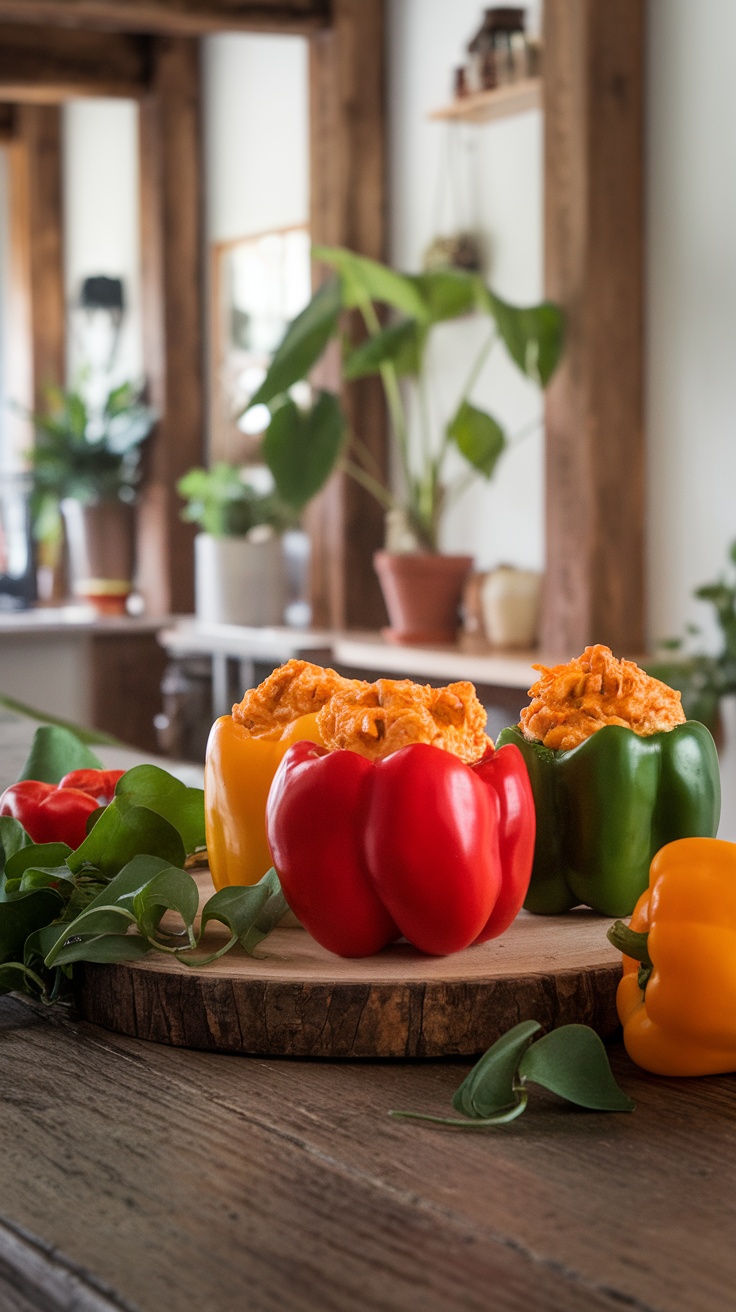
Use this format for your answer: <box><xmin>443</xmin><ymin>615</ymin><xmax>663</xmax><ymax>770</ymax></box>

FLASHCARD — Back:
<box><xmin>308</xmin><ymin>0</ymin><xmax>388</xmax><ymax>631</ymax></box>
<box><xmin>136</xmin><ymin>36</ymin><xmax>202</xmax><ymax>616</ymax></box>
<box><xmin>76</xmin><ymin>879</ymin><xmax>621</xmax><ymax>1057</ymax></box>
<box><xmin>0</xmin><ymin>24</ymin><xmax>149</xmax><ymax>100</ymax></box>
<box><xmin>0</xmin><ymin>0</ymin><xmax>329</xmax><ymax>35</ymax></box>
<box><xmin>1</xmin><ymin>992</ymin><xmax>736</xmax><ymax>1311</ymax></box>
<box><xmin>14</xmin><ymin>104</ymin><xmax>65</xmax><ymax>409</ymax></box>
<box><xmin>542</xmin><ymin>0</ymin><xmax>645</xmax><ymax>655</ymax></box>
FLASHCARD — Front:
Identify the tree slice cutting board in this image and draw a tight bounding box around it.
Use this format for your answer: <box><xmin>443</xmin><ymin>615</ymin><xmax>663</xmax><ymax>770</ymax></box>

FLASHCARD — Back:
<box><xmin>75</xmin><ymin>872</ymin><xmax>622</xmax><ymax>1059</ymax></box>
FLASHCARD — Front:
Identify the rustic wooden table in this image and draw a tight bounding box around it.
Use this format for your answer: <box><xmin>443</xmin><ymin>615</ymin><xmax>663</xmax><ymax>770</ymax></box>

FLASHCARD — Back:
<box><xmin>1</xmin><ymin>713</ymin><xmax>735</xmax><ymax>1312</ymax></box>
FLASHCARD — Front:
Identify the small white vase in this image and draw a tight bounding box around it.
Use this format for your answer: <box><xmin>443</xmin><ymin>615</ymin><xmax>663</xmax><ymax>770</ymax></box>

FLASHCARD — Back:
<box><xmin>481</xmin><ymin>566</ymin><xmax>542</xmax><ymax>649</ymax></box>
<box><xmin>194</xmin><ymin>530</ymin><xmax>286</xmax><ymax>626</ymax></box>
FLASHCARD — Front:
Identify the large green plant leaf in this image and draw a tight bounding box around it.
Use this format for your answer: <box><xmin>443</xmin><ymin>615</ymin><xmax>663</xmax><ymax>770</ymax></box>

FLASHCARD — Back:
<box><xmin>411</xmin><ymin>268</ymin><xmax>479</xmax><ymax>322</ymax></box>
<box><xmin>343</xmin><ymin>320</ymin><xmax>424</xmax><ymax>379</ymax></box>
<box><xmin>447</xmin><ymin>402</ymin><xmax>507</xmax><ymax>478</ymax></box>
<box><xmin>482</xmin><ymin>290</ymin><xmax>564</xmax><ymax>386</ymax></box>
<box><xmin>314</xmin><ymin>246</ymin><xmax>427</xmax><ymax>319</ymax></box>
<box><xmin>452</xmin><ymin>1020</ymin><xmax>541</xmax><ymax>1118</ymax></box>
<box><xmin>248</xmin><ymin>277</ymin><xmax>342</xmax><ymax>408</ymax></box>
<box><xmin>18</xmin><ymin>725</ymin><xmax>103</xmax><ymax>784</ymax></box>
<box><xmin>0</xmin><ymin>886</ymin><xmax>63</xmax><ymax>965</ymax></box>
<box><xmin>113</xmin><ymin>765</ymin><xmax>205</xmax><ymax>855</ymax></box>
<box><xmin>263</xmin><ymin>392</ymin><xmax>346</xmax><ymax>512</ymax></box>
<box><xmin>0</xmin><ymin>817</ymin><xmax>31</xmax><ymax>875</ymax></box>
<box><xmin>199</xmin><ymin>868</ymin><xmax>287</xmax><ymax>960</ymax></box>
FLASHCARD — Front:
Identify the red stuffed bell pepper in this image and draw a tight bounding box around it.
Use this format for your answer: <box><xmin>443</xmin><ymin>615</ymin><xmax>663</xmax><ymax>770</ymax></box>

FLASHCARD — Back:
<box><xmin>267</xmin><ymin>738</ymin><xmax>535</xmax><ymax>957</ymax></box>
<box><xmin>0</xmin><ymin>768</ymin><xmax>124</xmax><ymax>850</ymax></box>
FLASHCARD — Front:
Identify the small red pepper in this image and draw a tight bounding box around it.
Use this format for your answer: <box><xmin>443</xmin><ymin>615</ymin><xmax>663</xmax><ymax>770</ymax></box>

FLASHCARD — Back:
<box><xmin>266</xmin><ymin>740</ymin><xmax>535</xmax><ymax>957</ymax></box>
<box><xmin>0</xmin><ymin>769</ymin><xmax>123</xmax><ymax>850</ymax></box>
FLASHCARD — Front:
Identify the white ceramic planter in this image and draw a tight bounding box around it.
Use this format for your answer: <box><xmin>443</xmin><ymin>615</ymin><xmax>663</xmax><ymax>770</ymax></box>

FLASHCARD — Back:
<box><xmin>194</xmin><ymin>531</ymin><xmax>286</xmax><ymax>626</ymax></box>
<box><xmin>481</xmin><ymin>566</ymin><xmax>542</xmax><ymax>648</ymax></box>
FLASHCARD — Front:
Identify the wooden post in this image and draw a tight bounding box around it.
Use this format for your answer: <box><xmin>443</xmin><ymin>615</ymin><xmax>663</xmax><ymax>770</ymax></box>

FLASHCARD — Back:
<box><xmin>137</xmin><ymin>35</ymin><xmax>204</xmax><ymax>616</ymax></box>
<box><xmin>14</xmin><ymin>104</ymin><xmax>65</xmax><ymax>409</ymax></box>
<box><xmin>308</xmin><ymin>0</ymin><xmax>387</xmax><ymax>631</ymax></box>
<box><xmin>542</xmin><ymin>0</ymin><xmax>644</xmax><ymax>656</ymax></box>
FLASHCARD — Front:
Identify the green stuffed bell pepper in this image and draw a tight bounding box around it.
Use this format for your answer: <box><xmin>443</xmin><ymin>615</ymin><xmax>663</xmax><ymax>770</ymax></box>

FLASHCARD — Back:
<box><xmin>497</xmin><ymin>646</ymin><xmax>721</xmax><ymax>917</ymax></box>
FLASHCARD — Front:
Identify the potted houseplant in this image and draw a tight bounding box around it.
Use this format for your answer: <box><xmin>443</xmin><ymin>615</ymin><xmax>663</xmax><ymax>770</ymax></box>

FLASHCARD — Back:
<box><xmin>647</xmin><ymin>540</ymin><xmax>736</xmax><ymax>745</ymax></box>
<box><xmin>244</xmin><ymin>246</ymin><xmax>564</xmax><ymax>642</ymax></box>
<box><xmin>29</xmin><ymin>381</ymin><xmax>157</xmax><ymax>612</ymax></box>
<box><xmin>177</xmin><ymin>463</ymin><xmax>295</xmax><ymax>626</ymax></box>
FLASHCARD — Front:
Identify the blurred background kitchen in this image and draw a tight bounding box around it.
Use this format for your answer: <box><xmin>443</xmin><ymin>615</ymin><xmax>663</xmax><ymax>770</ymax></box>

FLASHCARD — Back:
<box><xmin>1</xmin><ymin>0</ymin><xmax>735</xmax><ymax>830</ymax></box>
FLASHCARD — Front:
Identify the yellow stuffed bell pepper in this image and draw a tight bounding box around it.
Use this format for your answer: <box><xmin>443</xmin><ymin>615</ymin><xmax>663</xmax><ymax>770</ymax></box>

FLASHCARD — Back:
<box><xmin>205</xmin><ymin>712</ymin><xmax>324</xmax><ymax>889</ymax></box>
<box><xmin>610</xmin><ymin>837</ymin><xmax>736</xmax><ymax>1076</ymax></box>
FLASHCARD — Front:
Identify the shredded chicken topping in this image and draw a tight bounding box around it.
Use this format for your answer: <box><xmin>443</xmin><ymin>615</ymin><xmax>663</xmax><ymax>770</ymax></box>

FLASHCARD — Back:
<box><xmin>232</xmin><ymin>659</ymin><xmax>492</xmax><ymax>763</ymax></box>
<box><xmin>519</xmin><ymin>644</ymin><xmax>685</xmax><ymax>752</ymax></box>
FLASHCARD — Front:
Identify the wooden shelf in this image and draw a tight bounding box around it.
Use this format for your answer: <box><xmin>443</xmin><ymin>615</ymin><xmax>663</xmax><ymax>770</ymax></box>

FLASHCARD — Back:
<box><xmin>429</xmin><ymin>78</ymin><xmax>542</xmax><ymax>125</ymax></box>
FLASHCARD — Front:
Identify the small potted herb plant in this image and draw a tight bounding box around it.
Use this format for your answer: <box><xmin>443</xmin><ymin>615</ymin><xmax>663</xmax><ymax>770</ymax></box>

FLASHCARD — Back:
<box><xmin>177</xmin><ymin>463</ymin><xmax>294</xmax><ymax>626</ymax></box>
<box><xmin>244</xmin><ymin>245</ymin><xmax>564</xmax><ymax>642</ymax></box>
<box><xmin>29</xmin><ymin>381</ymin><xmax>157</xmax><ymax>611</ymax></box>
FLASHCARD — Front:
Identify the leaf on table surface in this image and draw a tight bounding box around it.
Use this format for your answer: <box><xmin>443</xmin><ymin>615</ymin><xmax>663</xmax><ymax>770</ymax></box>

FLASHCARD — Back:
<box><xmin>518</xmin><ymin>1025</ymin><xmax>635</xmax><ymax>1112</ymax></box>
<box><xmin>18</xmin><ymin>725</ymin><xmax>103</xmax><ymax>784</ymax></box>
<box><xmin>0</xmin><ymin>886</ymin><xmax>63</xmax><ymax>965</ymax></box>
<box><xmin>197</xmin><ymin>867</ymin><xmax>287</xmax><ymax>961</ymax></box>
<box><xmin>452</xmin><ymin>1020</ymin><xmax>541</xmax><ymax>1118</ymax></box>
<box><xmin>50</xmin><ymin>932</ymin><xmax>153</xmax><ymax>967</ymax></box>
<box><xmin>132</xmin><ymin>866</ymin><xmax>200</xmax><ymax>946</ymax></box>
<box><xmin>0</xmin><ymin>817</ymin><xmax>31</xmax><ymax>875</ymax></box>
<box><xmin>113</xmin><ymin>765</ymin><xmax>205</xmax><ymax>855</ymax></box>
<box><xmin>67</xmin><ymin>803</ymin><xmax>186</xmax><ymax>878</ymax></box>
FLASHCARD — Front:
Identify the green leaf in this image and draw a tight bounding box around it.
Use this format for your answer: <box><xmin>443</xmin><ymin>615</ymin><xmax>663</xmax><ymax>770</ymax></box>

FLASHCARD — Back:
<box><xmin>0</xmin><ymin>961</ymin><xmax>48</xmax><ymax>998</ymax></box>
<box><xmin>343</xmin><ymin>320</ymin><xmax>424</xmax><ymax>379</ymax></box>
<box><xmin>482</xmin><ymin>290</ymin><xmax>564</xmax><ymax>386</ymax></box>
<box><xmin>263</xmin><ymin>391</ymin><xmax>345</xmax><ymax>512</ymax></box>
<box><xmin>67</xmin><ymin>803</ymin><xmax>185</xmax><ymax>878</ymax></box>
<box><xmin>248</xmin><ymin>277</ymin><xmax>342</xmax><ymax>408</ymax></box>
<box><xmin>0</xmin><ymin>817</ymin><xmax>31</xmax><ymax>874</ymax></box>
<box><xmin>313</xmin><ymin>246</ymin><xmax>427</xmax><ymax>319</ymax></box>
<box><xmin>452</xmin><ymin>1020</ymin><xmax>541</xmax><ymax>1118</ymax></box>
<box><xmin>132</xmin><ymin>866</ymin><xmax>199</xmax><ymax>945</ymax></box>
<box><xmin>113</xmin><ymin>766</ymin><xmax>205</xmax><ymax>855</ymax></box>
<box><xmin>51</xmin><ymin>934</ymin><xmax>152</xmax><ymax>966</ymax></box>
<box><xmin>43</xmin><ymin>854</ymin><xmax>173</xmax><ymax>966</ymax></box>
<box><xmin>447</xmin><ymin>402</ymin><xmax>506</xmax><ymax>478</ymax></box>
<box><xmin>198</xmin><ymin>867</ymin><xmax>287</xmax><ymax>960</ymax></box>
<box><xmin>18</xmin><ymin>725</ymin><xmax>103</xmax><ymax>785</ymax></box>
<box><xmin>411</xmin><ymin>268</ymin><xmax>479</xmax><ymax>321</ymax></box>
<box><xmin>0</xmin><ymin>886</ymin><xmax>63</xmax><ymax>964</ymax></box>
<box><xmin>5</xmin><ymin>843</ymin><xmax>72</xmax><ymax>883</ymax></box>
<box><xmin>519</xmin><ymin>1025</ymin><xmax>635</xmax><ymax>1111</ymax></box>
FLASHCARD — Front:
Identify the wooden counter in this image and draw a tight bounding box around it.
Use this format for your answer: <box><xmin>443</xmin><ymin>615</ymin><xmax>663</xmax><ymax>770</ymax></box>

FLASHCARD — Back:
<box><xmin>0</xmin><ymin>714</ymin><xmax>735</xmax><ymax>1310</ymax></box>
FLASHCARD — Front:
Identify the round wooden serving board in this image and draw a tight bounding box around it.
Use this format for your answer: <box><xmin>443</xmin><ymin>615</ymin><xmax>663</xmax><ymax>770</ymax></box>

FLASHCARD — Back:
<box><xmin>75</xmin><ymin>873</ymin><xmax>623</xmax><ymax>1059</ymax></box>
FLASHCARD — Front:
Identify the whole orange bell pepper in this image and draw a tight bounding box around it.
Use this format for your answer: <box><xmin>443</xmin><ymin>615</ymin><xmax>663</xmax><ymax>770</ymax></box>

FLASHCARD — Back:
<box><xmin>610</xmin><ymin>837</ymin><xmax>736</xmax><ymax>1076</ymax></box>
<box><xmin>204</xmin><ymin>712</ymin><xmax>324</xmax><ymax>889</ymax></box>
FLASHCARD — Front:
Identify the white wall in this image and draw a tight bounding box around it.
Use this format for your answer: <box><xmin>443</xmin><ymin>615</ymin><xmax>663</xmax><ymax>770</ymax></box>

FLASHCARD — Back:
<box><xmin>387</xmin><ymin>0</ymin><xmax>544</xmax><ymax>569</ymax></box>
<box><xmin>203</xmin><ymin>33</ymin><xmax>309</xmax><ymax>244</ymax></box>
<box><xmin>646</xmin><ymin>0</ymin><xmax>736</xmax><ymax>649</ymax></box>
<box><xmin>62</xmin><ymin>99</ymin><xmax>142</xmax><ymax>387</ymax></box>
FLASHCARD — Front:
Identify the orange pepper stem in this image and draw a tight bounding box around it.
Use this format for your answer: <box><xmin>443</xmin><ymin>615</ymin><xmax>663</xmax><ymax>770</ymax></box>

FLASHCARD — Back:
<box><xmin>607</xmin><ymin>920</ymin><xmax>653</xmax><ymax>990</ymax></box>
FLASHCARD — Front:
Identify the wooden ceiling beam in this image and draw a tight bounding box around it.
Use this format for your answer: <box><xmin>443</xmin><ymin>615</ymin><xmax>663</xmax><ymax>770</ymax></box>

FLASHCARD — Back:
<box><xmin>0</xmin><ymin>24</ymin><xmax>150</xmax><ymax>100</ymax></box>
<box><xmin>0</xmin><ymin>0</ymin><xmax>329</xmax><ymax>36</ymax></box>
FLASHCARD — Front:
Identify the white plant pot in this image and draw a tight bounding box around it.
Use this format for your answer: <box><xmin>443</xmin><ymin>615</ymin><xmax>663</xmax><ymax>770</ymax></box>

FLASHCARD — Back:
<box><xmin>194</xmin><ymin>531</ymin><xmax>286</xmax><ymax>626</ymax></box>
<box><xmin>481</xmin><ymin>566</ymin><xmax>542</xmax><ymax>649</ymax></box>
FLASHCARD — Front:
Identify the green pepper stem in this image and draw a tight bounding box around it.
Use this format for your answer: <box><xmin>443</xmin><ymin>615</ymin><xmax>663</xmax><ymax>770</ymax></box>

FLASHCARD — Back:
<box><xmin>607</xmin><ymin>920</ymin><xmax>652</xmax><ymax>967</ymax></box>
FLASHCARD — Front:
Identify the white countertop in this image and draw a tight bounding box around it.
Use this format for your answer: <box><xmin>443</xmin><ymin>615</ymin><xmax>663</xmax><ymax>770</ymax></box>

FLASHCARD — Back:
<box><xmin>0</xmin><ymin>606</ymin><xmax>170</xmax><ymax>637</ymax></box>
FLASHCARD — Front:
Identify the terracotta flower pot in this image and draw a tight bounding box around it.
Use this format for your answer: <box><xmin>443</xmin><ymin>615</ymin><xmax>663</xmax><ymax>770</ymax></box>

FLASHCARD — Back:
<box><xmin>374</xmin><ymin>550</ymin><xmax>473</xmax><ymax>645</ymax></box>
